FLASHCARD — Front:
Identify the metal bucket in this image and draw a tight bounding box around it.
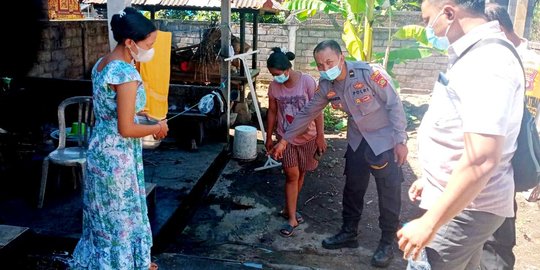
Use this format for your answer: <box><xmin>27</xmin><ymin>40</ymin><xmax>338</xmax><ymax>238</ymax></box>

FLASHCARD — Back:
<box><xmin>137</xmin><ymin>116</ymin><xmax>161</xmax><ymax>149</ymax></box>
<box><xmin>232</xmin><ymin>125</ymin><xmax>257</xmax><ymax>161</ymax></box>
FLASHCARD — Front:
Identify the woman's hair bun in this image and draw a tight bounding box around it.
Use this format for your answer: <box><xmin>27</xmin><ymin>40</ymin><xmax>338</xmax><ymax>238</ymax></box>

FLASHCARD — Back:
<box><xmin>285</xmin><ymin>51</ymin><xmax>295</xmax><ymax>61</ymax></box>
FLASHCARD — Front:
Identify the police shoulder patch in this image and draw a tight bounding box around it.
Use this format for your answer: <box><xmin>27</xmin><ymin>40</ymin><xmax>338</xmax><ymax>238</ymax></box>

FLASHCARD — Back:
<box><xmin>370</xmin><ymin>70</ymin><xmax>388</xmax><ymax>88</ymax></box>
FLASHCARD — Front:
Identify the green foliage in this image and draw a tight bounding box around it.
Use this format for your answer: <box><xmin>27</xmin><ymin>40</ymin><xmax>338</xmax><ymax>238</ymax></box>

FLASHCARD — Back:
<box><xmin>283</xmin><ymin>0</ymin><xmax>433</xmax><ymax>70</ymax></box>
<box><xmin>323</xmin><ymin>105</ymin><xmax>348</xmax><ymax>131</ymax></box>
<box><xmin>390</xmin><ymin>0</ymin><xmax>420</xmax><ymax>11</ymax></box>
<box><xmin>393</xmin><ymin>25</ymin><xmax>428</xmax><ymax>45</ymax></box>
<box><xmin>402</xmin><ymin>100</ymin><xmax>427</xmax><ymax>131</ymax></box>
<box><xmin>532</xmin><ymin>0</ymin><xmax>540</xmax><ymax>41</ymax></box>
<box><xmin>284</xmin><ymin>0</ymin><xmax>345</xmax><ymax>21</ymax></box>
<box><xmin>156</xmin><ymin>10</ymin><xmax>285</xmax><ymax>23</ymax></box>
<box><xmin>373</xmin><ymin>47</ymin><xmax>433</xmax><ymax>64</ymax></box>
<box><xmin>343</xmin><ymin>21</ymin><xmax>365</xmax><ymax>60</ymax></box>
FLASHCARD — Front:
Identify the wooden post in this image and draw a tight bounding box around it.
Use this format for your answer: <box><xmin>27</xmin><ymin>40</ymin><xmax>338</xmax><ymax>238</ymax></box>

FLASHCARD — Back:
<box><xmin>221</xmin><ymin>0</ymin><xmax>232</xmax><ymax>144</ymax></box>
<box><xmin>507</xmin><ymin>0</ymin><xmax>535</xmax><ymax>38</ymax></box>
<box><xmin>285</xmin><ymin>14</ymin><xmax>300</xmax><ymax>68</ymax></box>
<box><xmin>252</xmin><ymin>12</ymin><xmax>259</xmax><ymax>70</ymax></box>
<box><xmin>107</xmin><ymin>0</ymin><xmax>131</xmax><ymax>51</ymax></box>
<box><xmin>240</xmin><ymin>12</ymin><xmax>246</xmax><ymax>76</ymax></box>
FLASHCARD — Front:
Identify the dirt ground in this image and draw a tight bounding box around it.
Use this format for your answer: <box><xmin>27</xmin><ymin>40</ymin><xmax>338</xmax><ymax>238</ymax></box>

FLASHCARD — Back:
<box><xmin>256</xmin><ymin>84</ymin><xmax>540</xmax><ymax>261</ymax></box>
<box><xmin>12</xmin><ymin>85</ymin><xmax>540</xmax><ymax>269</ymax></box>
<box><xmin>164</xmin><ymin>85</ymin><xmax>540</xmax><ymax>269</ymax></box>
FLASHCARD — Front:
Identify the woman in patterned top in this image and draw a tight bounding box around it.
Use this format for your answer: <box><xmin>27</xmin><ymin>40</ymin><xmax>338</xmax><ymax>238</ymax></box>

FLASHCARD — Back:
<box><xmin>70</xmin><ymin>7</ymin><xmax>167</xmax><ymax>270</ymax></box>
<box><xmin>265</xmin><ymin>47</ymin><xmax>326</xmax><ymax>237</ymax></box>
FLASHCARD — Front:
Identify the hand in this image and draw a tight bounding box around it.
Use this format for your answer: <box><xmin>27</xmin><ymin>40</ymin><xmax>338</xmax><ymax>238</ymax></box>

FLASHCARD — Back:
<box><xmin>394</xmin><ymin>143</ymin><xmax>408</xmax><ymax>166</ymax></box>
<box><xmin>316</xmin><ymin>135</ymin><xmax>327</xmax><ymax>154</ymax></box>
<box><xmin>397</xmin><ymin>217</ymin><xmax>436</xmax><ymax>261</ymax></box>
<box><xmin>137</xmin><ymin>111</ymin><xmax>150</xmax><ymax>119</ymax></box>
<box><xmin>153</xmin><ymin>120</ymin><xmax>168</xmax><ymax>140</ymax></box>
<box><xmin>527</xmin><ymin>184</ymin><xmax>540</xmax><ymax>202</ymax></box>
<box><xmin>265</xmin><ymin>139</ymin><xmax>274</xmax><ymax>153</ymax></box>
<box><xmin>269</xmin><ymin>140</ymin><xmax>287</xmax><ymax>160</ymax></box>
<box><xmin>408</xmin><ymin>179</ymin><xmax>424</xmax><ymax>202</ymax></box>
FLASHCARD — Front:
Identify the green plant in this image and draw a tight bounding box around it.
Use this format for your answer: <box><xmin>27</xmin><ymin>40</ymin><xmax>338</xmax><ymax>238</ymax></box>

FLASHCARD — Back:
<box><xmin>402</xmin><ymin>100</ymin><xmax>427</xmax><ymax>131</ymax></box>
<box><xmin>283</xmin><ymin>0</ymin><xmax>441</xmax><ymax>76</ymax></box>
<box><xmin>323</xmin><ymin>105</ymin><xmax>347</xmax><ymax>131</ymax></box>
<box><xmin>156</xmin><ymin>10</ymin><xmax>285</xmax><ymax>23</ymax></box>
<box><xmin>532</xmin><ymin>0</ymin><xmax>540</xmax><ymax>41</ymax></box>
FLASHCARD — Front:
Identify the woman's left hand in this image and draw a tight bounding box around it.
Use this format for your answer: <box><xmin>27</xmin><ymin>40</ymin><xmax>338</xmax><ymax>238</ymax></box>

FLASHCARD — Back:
<box><xmin>316</xmin><ymin>135</ymin><xmax>327</xmax><ymax>154</ymax></box>
<box><xmin>269</xmin><ymin>140</ymin><xmax>287</xmax><ymax>160</ymax></box>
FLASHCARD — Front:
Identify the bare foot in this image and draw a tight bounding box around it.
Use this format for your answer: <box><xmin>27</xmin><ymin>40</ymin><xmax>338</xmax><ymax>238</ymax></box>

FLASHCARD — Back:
<box><xmin>149</xmin><ymin>262</ymin><xmax>158</xmax><ymax>270</ymax></box>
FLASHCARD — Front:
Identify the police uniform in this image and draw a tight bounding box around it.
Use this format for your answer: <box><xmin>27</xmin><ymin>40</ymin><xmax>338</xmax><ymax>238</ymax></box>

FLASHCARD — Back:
<box><xmin>283</xmin><ymin>61</ymin><xmax>407</xmax><ymax>244</ymax></box>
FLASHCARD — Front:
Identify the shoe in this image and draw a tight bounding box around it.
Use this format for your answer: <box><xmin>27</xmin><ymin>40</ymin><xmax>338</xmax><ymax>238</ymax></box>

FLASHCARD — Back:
<box><xmin>322</xmin><ymin>220</ymin><xmax>360</xmax><ymax>249</ymax></box>
<box><xmin>370</xmin><ymin>242</ymin><xmax>394</xmax><ymax>268</ymax></box>
<box><xmin>322</xmin><ymin>230</ymin><xmax>359</xmax><ymax>249</ymax></box>
<box><xmin>278</xmin><ymin>210</ymin><xmax>305</xmax><ymax>224</ymax></box>
<box><xmin>279</xmin><ymin>223</ymin><xmax>298</xmax><ymax>238</ymax></box>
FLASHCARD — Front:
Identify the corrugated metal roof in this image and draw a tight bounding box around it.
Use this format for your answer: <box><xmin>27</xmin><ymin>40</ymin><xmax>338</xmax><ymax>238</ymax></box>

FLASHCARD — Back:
<box><xmin>82</xmin><ymin>0</ymin><xmax>283</xmax><ymax>11</ymax></box>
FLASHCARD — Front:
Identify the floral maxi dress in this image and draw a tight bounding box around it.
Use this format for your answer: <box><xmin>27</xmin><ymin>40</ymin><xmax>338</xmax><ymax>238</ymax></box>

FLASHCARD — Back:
<box><xmin>71</xmin><ymin>59</ymin><xmax>152</xmax><ymax>269</ymax></box>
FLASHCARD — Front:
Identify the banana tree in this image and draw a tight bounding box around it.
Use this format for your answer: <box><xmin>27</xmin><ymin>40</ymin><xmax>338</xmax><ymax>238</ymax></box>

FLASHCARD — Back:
<box><xmin>283</xmin><ymin>0</ymin><xmax>437</xmax><ymax>75</ymax></box>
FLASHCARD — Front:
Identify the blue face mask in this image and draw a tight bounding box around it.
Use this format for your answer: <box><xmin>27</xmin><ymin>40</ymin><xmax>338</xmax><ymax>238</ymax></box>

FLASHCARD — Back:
<box><xmin>426</xmin><ymin>11</ymin><xmax>452</xmax><ymax>51</ymax></box>
<box><xmin>320</xmin><ymin>63</ymin><xmax>341</xmax><ymax>81</ymax></box>
<box><xmin>273</xmin><ymin>73</ymin><xmax>289</xmax><ymax>84</ymax></box>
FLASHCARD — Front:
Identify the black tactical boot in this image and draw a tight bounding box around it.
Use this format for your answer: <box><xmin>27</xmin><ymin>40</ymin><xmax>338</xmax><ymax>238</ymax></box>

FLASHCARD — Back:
<box><xmin>322</xmin><ymin>220</ymin><xmax>359</xmax><ymax>249</ymax></box>
<box><xmin>370</xmin><ymin>242</ymin><xmax>394</xmax><ymax>268</ymax></box>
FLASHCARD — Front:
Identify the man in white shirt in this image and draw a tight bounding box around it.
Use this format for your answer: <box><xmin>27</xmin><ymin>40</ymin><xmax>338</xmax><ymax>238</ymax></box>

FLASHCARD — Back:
<box><xmin>396</xmin><ymin>0</ymin><xmax>524</xmax><ymax>269</ymax></box>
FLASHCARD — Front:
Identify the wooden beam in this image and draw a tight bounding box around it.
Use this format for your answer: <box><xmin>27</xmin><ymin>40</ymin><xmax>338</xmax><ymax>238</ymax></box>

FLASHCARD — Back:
<box><xmin>240</xmin><ymin>12</ymin><xmax>246</xmax><ymax>76</ymax></box>
<box><xmin>512</xmin><ymin>0</ymin><xmax>529</xmax><ymax>37</ymax></box>
<box><xmin>221</xmin><ymin>0</ymin><xmax>231</xmax><ymax>143</ymax></box>
<box><xmin>252</xmin><ymin>13</ymin><xmax>258</xmax><ymax>70</ymax></box>
<box><xmin>106</xmin><ymin>0</ymin><xmax>131</xmax><ymax>51</ymax></box>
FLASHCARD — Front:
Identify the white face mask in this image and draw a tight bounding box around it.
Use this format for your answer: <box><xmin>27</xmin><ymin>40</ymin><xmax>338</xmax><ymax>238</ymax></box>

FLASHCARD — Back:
<box><xmin>273</xmin><ymin>73</ymin><xmax>289</xmax><ymax>84</ymax></box>
<box><xmin>128</xmin><ymin>42</ymin><xmax>155</xmax><ymax>63</ymax></box>
<box><xmin>425</xmin><ymin>10</ymin><xmax>452</xmax><ymax>50</ymax></box>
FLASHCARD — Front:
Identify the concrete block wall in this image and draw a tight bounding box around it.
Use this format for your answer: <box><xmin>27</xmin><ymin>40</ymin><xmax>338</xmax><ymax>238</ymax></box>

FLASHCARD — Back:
<box><xmin>293</xmin><ymin>12</ymin><xmax>447</xmax><ymax>94</ymax></box>
<box><xmin>156</xmin><ymin>12</ymin><xmax>448</xmax><ymax>94</ymax></box>
<box><xmin>28</xmin><ymin>20</ymin><xmax>109</xmax><ymax>79</ymax></box>
<box><xmin>29</xmin><ymin>12</ymin><xmax>449</xmax><ymax>94</ymax></box>
<box><xmin>156</xmin><ymin>20</ymin><xmax>213</xmax><ymax>49</ymax></box>
<box><xmin>156</xmin><ymin>20</ymin><xmax>290</xmax><ymax>80</ymax></box>
<box><xmin>293</xmin><ymin>25</ymin><xmax>343</xmax><ymax>80</ymax></box>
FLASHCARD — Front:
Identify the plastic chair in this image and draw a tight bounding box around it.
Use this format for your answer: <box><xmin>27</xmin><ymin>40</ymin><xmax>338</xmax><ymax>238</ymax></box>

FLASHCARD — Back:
<box><xmin>38</xmin><ymin>96</ymin><xmax>94</xmax><ymax>208</ymax></box>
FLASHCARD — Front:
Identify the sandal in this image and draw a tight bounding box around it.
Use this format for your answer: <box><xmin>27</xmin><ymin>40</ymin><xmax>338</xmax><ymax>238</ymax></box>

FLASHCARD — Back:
<box><xmin>279</xmin><ymin>223</ymin><xmax>298</xmax><ymax>237</ymax></box>
<box><xmin>279</xmin><ymin>210</ymin><xmax>305</xmax><ymax>224</ymax></box>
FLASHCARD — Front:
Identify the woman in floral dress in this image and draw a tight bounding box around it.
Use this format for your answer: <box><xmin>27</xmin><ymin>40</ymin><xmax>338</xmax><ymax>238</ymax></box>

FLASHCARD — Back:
<box><xmin>70</xmin><ymin>7</ymin><xmax>168</xmax><ymax>270</ymax></box>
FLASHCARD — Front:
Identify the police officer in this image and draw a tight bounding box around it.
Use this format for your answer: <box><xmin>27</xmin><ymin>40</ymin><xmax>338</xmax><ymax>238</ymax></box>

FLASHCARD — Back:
<box><xmin>270</xmin><ymin>40</ymin><xmax>408</xmax><ymax>268</ymax></box>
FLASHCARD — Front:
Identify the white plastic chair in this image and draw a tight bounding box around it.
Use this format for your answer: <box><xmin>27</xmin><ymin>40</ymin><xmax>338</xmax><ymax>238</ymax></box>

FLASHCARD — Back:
<box><xmin>38</xmin><ymin>96</ymin><xmax>93</xmax><ymax>208</ymax></box>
